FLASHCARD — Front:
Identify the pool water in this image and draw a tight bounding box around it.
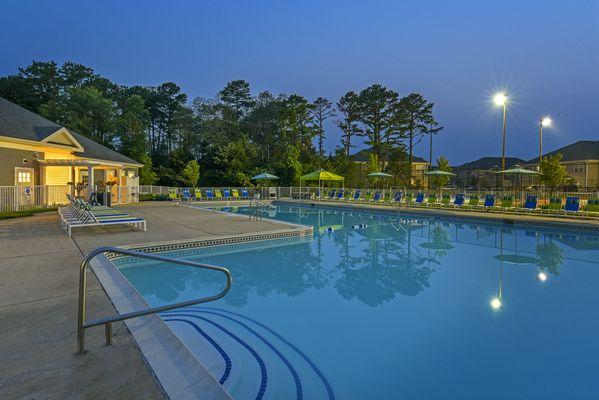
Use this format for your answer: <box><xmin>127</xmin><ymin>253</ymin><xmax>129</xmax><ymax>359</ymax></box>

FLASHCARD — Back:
<box><xmin>117</xmin><ymin>205</ymin><xmax>599</xmax><ymax>399</ymax></box>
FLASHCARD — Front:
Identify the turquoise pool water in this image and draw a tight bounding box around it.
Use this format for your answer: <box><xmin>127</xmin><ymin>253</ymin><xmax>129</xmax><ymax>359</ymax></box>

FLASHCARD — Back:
<box><xmin>117</xmin><ymin>205</ymin><xmax>599</xmax><ymax>399</ymax></box>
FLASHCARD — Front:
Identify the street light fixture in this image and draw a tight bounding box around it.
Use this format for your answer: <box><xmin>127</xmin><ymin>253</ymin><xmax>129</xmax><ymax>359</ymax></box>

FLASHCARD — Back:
<box><xmin>494</xmin><ymin>93</ymin><xmax>508</xmax><ymax>186</ymax></box>
<box><xmin>539</xmin><ymin>117</ymin><xmax>552</xmax><ymax>163</ymax></box>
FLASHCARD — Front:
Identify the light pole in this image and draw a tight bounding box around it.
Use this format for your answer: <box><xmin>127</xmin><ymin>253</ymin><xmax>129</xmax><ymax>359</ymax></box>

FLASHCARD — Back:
<box><xmin>539</xmin><ymin>117</ymin><xmax>552</xmax><ymax>164</ymax></box>
<box><xmin>494</xmin><ymin>93</ymin><xmax>508</xmax><ymax>187</ymax></box>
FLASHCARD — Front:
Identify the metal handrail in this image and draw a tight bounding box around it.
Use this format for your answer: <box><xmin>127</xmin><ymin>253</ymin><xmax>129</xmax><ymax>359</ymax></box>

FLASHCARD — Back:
<box><xmin>248</xmin><ymin>199</ymin><xmax>270</xmax><ymax>220</ymax></box>
<box><xmin>76</xmin><ymin>246</ymin><xmax>232</xmax><ymax>354</ymax></box>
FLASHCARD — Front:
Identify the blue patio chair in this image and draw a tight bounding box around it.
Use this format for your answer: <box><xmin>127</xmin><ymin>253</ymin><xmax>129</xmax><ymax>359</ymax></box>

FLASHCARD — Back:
<box><xmin>565</xmin><ymin>196</ymin><xmax>580</xmax><ymax>213</ymax></box>
<box><xmin>414</xmin><ymin>192</ymin><xmax>425</xmax><ymax>205</ymax></box>
<box><xmin>223</xmin><ymin>189</ymin><xmax>231</xmax><ymax>200</ymax></box>
<box><xmin>523</xmin><ymin>195</ymin><xmax>538</xmax><ymax>212</ymax></box>
<box><xmin>206</xmin><ymin>189</ymin><xmax>214</xmax><ymax>200</ymax></box>
<box><xmin>181</xmin><ymin>188</ymin><xmax>192</xmax><ymax>201</ymax></box>
<box><xmin>483</xmin><ymin>194</ymin><xmax>495</xmax><ymax>208</ymax></box>
<box><xmin>453</xmin><ymin>193</ymin><xmax>465</xmax><ymax>207</ymax></box>
<box><xmin>352</xmin><ymin>190</ymin><xmax>361</xmax><ymax>201</ymax></box>
<box><xmin>372</xmin><ymin>191</ymin><xmax>382</xmax><ymax>202</ymax></box>
<box><xmin>336</xmin><ymin>189</ymin><xmax>345</xmax><ymax>200</ymax></box>
<box><xmin>241</xmin><ymin>189</ymin><xmax>250</xmax><ymax>199</ymax></box>
<box><xmin>392</xmin><ymin>192</ymin><xmax>402</xmax><ymax>203</ymax></box>
<box><xmin>328</xmin><ymin>189</ymin><xmax>336</xmax><ymax>200</ymax></box>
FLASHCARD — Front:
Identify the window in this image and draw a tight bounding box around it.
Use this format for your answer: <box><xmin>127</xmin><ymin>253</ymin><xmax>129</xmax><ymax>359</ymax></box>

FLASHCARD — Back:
<box><xmin>17</xmin><ymin>172</ymin><xmax>31</xmax><ymax>183</ymax></box>
<box><xmin>574</xmin><ymin>164</ymin><xmax>585</xmax><ymax>173</ymax></box>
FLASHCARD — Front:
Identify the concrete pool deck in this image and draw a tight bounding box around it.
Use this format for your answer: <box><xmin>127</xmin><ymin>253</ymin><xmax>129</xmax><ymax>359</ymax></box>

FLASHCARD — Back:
<box><xmin>0</xmin><ymin>201</ymin><xmax>299</xmax><ymax>399</ymax></box>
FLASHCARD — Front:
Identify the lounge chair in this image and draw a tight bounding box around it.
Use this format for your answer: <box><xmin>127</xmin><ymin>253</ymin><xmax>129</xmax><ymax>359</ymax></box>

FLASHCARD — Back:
<box><xmin>414</xmin><ymin>192</ymin><xmax>425</xmax><ymax>206</ymax></box>
<box><xmin>214</xmin><ymin>189</ymin><xmax>223</xmax><ymax>200</ymax></box>
<box><xmin>441</xmin><ymin>194</ymin><xmax>451</xmax><ymax>206</ymax></box>
<box><xmin>468</xmin><ymin>195</ymin><xmax>480</xmax><ymax>208</ymax></box>
<box><xmin>351</xmin><ymin>190</ymin><xmax>362</xmax><ymax>201</ymax></box>
<box><xmin>498</xmin><ymin>196</ymin><xmax>514</xmax><ymax>211</ymax></box>
<box><xmin>168</xmin><ymin>189</ymin><xmax>178</xmax><ymax>201</ymax></box>
<box><xmin>194</xmin><ymin>188</ymin><xmax>202</xmax><ymax>201</ymax></box>
<box><xmin>584</xmin><ymin>198</ymin><xmax>599</xmax><ymax>215</ymax></box>
<box><xmin>241</xmin><ymin>189</ymin><xmax>250</xmax><ymax>199</ymax></box>
<box><xmin>522</xmin><ymin>195</ymin><xmax>538</xmax><ymax>212</ymax></box>
<box><xmin>223</xmin><ymin>189</ymin><xmax>231</xmax><ymax>200</ymax></box>
<box><xmin>545</xmin><ymin>197</ymin><xmax>562</xmax><ymax>214</ymax></box>
<box><xmin>372</xmin><ymin>191</ymin><xmax>382</xmax><ymax>203</ymax></box>
<box><xmin>426</xmin><ymin>194</ymin><xmax>438</xmax><ymax>207</ymax></box>
<box><xmin>206</xmin><ymin>189</ymin><xmax>214</xmax><ymax>200</ymax></box>
<box><xmin>391</xmin><ymin>192</ymin><xmax>402</xmax><ymax>204</ymax></box>
<box><xmin>181</xmin><ymin>189</ymin><xmax>192</xmax><ymax>201</ymax></box>
<box><xmin>231</xmin><ymin>189</ymin><xmax>240</xmax><ymax>200</ymax></box>
<box><xmin>363</xmin><ymin>191</ymin><xmax>372</xmax><ymax>202</ymax></box>
<box><xmin>404</xmin><ymin>193</ymin><xmax>414</xmax><ymax>205</ymax></box>
<box><xmin>453</xmin><ymin>193</ymin><xmax>465</xmax><ymax>207</ymax></box>
<box><xmin>328</xmin><ymin>189</ymin><xmax>337</xmax><ymax>200</ymax></box>
<box><xmin>336</xmin><ymin>189</ymin><xmax>345</xmax><ymax>200</ymax></box>
<box><xmin>564</xmin><ymin>197</ymin><xmax>580</xmax><ymax>213</ymax></box>
<box><xmin>483</xmin><ymin>194</ymin><xmax>495</xmax><ymax>209</ymax></box>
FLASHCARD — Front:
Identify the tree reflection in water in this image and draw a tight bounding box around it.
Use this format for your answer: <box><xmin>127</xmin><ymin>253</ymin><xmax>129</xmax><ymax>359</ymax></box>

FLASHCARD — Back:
<box><xmin>122</xmin><ymin>207</ymin><xmax>597</xmax><ymax>309</ymax></box>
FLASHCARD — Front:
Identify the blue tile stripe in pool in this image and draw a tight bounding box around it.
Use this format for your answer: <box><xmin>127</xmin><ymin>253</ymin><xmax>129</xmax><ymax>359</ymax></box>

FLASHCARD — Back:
<box><xmin>164</xmin><ymin>314</ymin><xmax>268</xmax><ymax>400</ymax></box>
<box><xmin>196</xmin><ymin>307</ymin><xmax>336</xmax><ymax>400</ymax></box>
<box><xmin>172</xmin><ymin>309</ymin><xmax>304</xmax><ymax>400</ymax></box>
<box><xmin>163</xmin><ymin>318</ymin><xmax>232</xmax><ymax>385</ymax></box>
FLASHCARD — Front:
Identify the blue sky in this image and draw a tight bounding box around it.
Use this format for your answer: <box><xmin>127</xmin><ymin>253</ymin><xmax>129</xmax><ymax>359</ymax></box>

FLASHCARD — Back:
<box><xmin>1</xmin><ymin>0</ymin><xmax>598</xmax><ymax>164</ymax></box>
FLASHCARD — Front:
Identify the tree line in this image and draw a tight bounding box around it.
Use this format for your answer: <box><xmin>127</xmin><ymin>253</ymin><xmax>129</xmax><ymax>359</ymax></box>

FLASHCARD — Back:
<box><xmin>0</xmin><ymin>61</ymin><xmax>443</xmax><ymax>187</ymax></box>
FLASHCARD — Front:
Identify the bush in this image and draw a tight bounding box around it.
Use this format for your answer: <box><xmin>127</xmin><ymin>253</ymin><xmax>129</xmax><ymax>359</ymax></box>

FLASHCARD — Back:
<box><xmin>139</xmin><ymin>193</ymin><xmax>169</xmax><ymax>201</ymax></box>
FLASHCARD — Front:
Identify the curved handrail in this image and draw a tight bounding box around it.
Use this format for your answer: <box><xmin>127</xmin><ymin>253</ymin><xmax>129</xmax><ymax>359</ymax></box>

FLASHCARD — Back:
<box><xmin>77</xmin><ymin>246</ymin><xmax>232</xmax><ymax>354</ymax></box>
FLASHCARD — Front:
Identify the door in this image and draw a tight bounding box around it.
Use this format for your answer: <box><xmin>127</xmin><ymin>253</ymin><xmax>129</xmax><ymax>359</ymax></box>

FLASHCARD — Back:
<box><xmin>14</xmin><ymin>167</ymin><xmax>35</xmax><ymax>209</ymax></box>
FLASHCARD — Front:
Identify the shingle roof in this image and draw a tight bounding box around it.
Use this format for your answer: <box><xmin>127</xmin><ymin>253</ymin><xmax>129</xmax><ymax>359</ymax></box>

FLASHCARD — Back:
<box><xmin>526</xmin><ymin>141</ymin><xmax>599</xmax><ymax>164</ymax></box>
<box><xmin>351</xmin><ymin>147</ymin><xmax>427</xmax><ymax>163</ymax></box>
<box><xmin>455</xmin><ymin>156</ymin><xmax>526</xmax><ymax>170</ymax></box>
<box><xmin>0</xmin><ymin>96</ymin><xmax>141</xmax><ymax>165</ymax></box>
<box><xmin>0</xmin><ymin>97</ymin><xmax>62</xmax><ymax>141</ymax></box>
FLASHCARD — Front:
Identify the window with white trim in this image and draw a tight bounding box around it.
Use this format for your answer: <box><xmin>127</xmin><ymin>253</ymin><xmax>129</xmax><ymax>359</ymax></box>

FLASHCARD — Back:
<box><xmin>17</xmin><ymin>172</ymin><xmax>31</xmax><ymax>183</ymax></box>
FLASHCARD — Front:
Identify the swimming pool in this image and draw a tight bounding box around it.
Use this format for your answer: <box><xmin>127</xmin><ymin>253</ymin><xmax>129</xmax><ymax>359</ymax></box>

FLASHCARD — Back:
<box><xmin>116</xmin><ymin>204</ymin><xmax>599</xmax><ymax>399</ymax></box>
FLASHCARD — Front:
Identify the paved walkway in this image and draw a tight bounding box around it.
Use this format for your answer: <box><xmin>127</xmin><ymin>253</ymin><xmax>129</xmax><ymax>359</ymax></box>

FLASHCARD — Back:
<box><xmin>0</xmin><ymin>202</ymin><xmax>289</xmax><ymax>399</ymax></box>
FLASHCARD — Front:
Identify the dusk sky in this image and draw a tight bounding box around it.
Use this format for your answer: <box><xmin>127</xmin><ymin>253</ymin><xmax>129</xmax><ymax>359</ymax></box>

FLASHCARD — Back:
<box><xmin>2</xmin><ymin>0</ymin><xmax>598</xmax><ymax>164</ymax></box>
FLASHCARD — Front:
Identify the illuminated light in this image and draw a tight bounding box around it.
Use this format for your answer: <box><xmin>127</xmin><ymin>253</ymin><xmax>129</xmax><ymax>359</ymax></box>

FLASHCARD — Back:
<box><xmin>493</xmin><ymin>93</ymin><xmax>508</xmax><ymax>106</ymax></box>
<box><xmin>490</xmin><ymin>298</ymin><xmax>502</xmax><ymax>310</ymax></box>
<box><xmin>538</xmin><ymin>272</ymin><xmax>548</xmax><ymax>282</ymax></box>
<box><xmin>541</xmin><ymin>117</ymin><xmax>552</xmax><ymax>127</ymax></box>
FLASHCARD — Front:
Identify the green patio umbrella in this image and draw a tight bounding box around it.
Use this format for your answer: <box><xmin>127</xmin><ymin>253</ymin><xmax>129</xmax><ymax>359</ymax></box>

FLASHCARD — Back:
<box><xmin>251</xmin><ymin>172</ymin><xmax>279</xmax><ymax>180</ymax></box>
<box><xmin>423</xmin><ymin>170</ymin><xmax>456</xmax><ymax>176</ymax></box>
<box><xmin>368</xmin><ymin>172</ymin><xmax>393</xmax><ymax>178</ymax></box>
<box><xmin>496</xmin><ymin>165</ymin><xmax>538</xmax><ymax>205</ymax></box>
<box><xmin>299</xmin><ymin>169</ymin><xmax>344</xmax><ymax>199</ymax></box>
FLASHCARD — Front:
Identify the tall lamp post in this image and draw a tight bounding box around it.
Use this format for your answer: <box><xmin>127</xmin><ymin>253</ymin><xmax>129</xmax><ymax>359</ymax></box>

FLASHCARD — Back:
<box><xmin>494</xmin><ymin>93</ymin><xmax>508</xmax><ymax>187</ymax></box>
<box><xmin>539</xmin><ymin>117</ymin><xmax>552</xmax><ymax>163</ymax></box>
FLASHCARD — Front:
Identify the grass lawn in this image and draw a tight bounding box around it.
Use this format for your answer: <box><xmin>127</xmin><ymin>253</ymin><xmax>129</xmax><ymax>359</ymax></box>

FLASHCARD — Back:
<box><xmin>0</xmin><ymin>207</ymin><xmax>58</xmax><ymax>220</ymax></box>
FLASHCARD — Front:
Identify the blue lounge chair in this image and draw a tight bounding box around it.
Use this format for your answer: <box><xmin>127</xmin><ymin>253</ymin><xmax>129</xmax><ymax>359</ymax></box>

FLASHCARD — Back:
<box><xmin>206</xmin><ymin>189</ymin><xmax>214</xmax><ymax>200</ymax></box>
<box><xmin>336</xmin><ymin>189</ymin><xmax>345</xmax><ymax>200</ymax></box>
<box><xmin>523</xmin><ymin>195</ymin><xmax>538</xmax><ymax>212</ymax></box>
<box><xmin>372</xmin><ymin>191</ymin><xmax>382</xmax><ymax>202</ymax></box>
<box><xmin>414</xmin><ymin>192</ymin><xmax>425</xmax><ymax>205</ymax></box>
<box><xmin>453</xmin><ymin>193</ymin><xmax>465</xmax><ymax>207</ymax></box>
<box><xmin>565</xmin><ymin>197</ymin><xmax>580</xmax><ymax>213</ymax></box>
<box><xmin>392</xmin><ymin>192</ymin><xmax>402</xmax><ymax>203</ymax></box>
<box><xmin>483</xmin><ymin>194</ymin><xmax>495</xmax><ymax>208</ymax></box>
<box><xmin>328</xmin><ymin>189</ymin><xmax>336</xmax><ymax>200</ymax></box>
<box><xmin>181</xmin><ymin>188</ymin><xmax>192</xmax><ymax>201</ymax></box>
<box><xmin>241</xmin><ymin>189</ymin><xmax>250</xmax><ymax>199</ymax></box>
<box><xmin>352</xmin><ymin>190</ymin><xmax>361</xmax><ymax>201</ymax></box>
<box><xmin>223</xmin><ymin>189</ymin><xmax>231</xmax><ymax>200</ymax></box>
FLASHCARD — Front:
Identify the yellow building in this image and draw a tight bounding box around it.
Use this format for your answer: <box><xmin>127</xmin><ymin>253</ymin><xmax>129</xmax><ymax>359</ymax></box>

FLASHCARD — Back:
<box><xmin>0</xmin><ymin>97</ymin><xmax>142</xmax><ymax>207</ymax></box>
<box><xmin>350</xmin><ymin>147</ymin><xmax>429</xmax><ymax>187</ymax></box>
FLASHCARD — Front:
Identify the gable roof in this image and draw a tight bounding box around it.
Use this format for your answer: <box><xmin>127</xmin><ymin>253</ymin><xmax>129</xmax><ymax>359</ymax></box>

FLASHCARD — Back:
<box><xmin>351</xmin><ymin>147</ymin><xmax>427</xmax><ymax>163</ymax></box>
<box><xmin>0</xmin><ymin>96</ymin><xmax>63</xmax><ymax>141</ymax></box>
<box><xmin>0</xmin><ymin>96</ymin><xmax>141</xmax><ymax>166</ymax></box>
<box><xmin>455</xmin><ymin>156</ymin><xmax>526</xmax><ymax>170</ymax></box>
<box><xmin>527</xmin><ymin>140</ymin><xmax>599</xmax><ymax>164</ymax></box>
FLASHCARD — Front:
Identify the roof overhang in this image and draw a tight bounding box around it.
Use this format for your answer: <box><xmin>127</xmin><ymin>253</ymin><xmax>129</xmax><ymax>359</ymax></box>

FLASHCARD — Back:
<box><xmin>38</xmin><ymin>158</ymin><xmax>141</xmax><ymax>168</ymax></box>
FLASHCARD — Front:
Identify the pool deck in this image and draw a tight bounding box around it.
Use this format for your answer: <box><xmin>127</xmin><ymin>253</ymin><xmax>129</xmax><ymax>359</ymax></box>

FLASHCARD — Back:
<box><xmin>0</xmin><ymin>201</ymin><xmax>299</xmax><ymax>399</ymax></box>
<box><xmin>277</xmin><ymin>199</ymin><xmax>599</xmax><ymax>232</ymax></box>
